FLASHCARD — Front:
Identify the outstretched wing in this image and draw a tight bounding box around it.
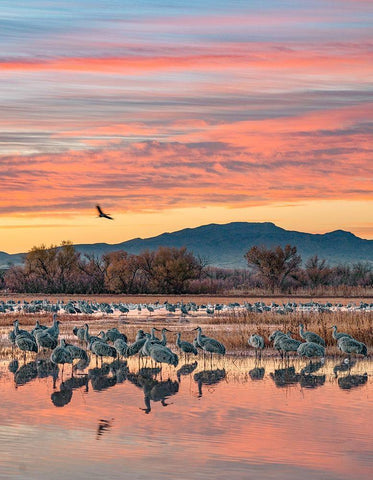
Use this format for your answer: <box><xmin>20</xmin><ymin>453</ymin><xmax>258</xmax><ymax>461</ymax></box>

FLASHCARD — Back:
<box><xmin>96</xmin><ymin>204</ymin><xmax>114</xmax><ymax>220</ymax></box>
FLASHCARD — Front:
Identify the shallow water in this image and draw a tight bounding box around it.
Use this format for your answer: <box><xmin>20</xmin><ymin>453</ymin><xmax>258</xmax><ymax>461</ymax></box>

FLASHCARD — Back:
<box><xmin>0</xmin><ymin>355</ymin><xmax>371</xmax><ymax>480</ymax></box>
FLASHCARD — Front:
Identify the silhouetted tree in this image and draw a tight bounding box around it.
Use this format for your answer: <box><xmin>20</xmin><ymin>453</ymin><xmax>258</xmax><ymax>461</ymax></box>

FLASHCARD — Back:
<box><xmin>304</xmin><ymin>255</ymin><xmax>330</xmax><ymax>289</ymax></box>
<box><xmin>245</xmin><ymin>244</ymin><xmax>302</xmax><ymax>292</ymax></box>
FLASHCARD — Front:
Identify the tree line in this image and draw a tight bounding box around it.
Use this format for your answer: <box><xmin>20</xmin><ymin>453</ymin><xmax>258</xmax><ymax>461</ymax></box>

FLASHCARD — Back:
<box><xmin>1</xmin><ymin>241</ymin><xmax>372</xmax><ymax>294</ymax></box>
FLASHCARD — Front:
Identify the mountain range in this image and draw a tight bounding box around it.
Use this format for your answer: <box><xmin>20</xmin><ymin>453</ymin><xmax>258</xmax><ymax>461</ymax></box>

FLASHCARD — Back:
<box><xmin>1</xmin><ymin>222</ymin><xmax>372</xmax><ymax>269</ymax></box>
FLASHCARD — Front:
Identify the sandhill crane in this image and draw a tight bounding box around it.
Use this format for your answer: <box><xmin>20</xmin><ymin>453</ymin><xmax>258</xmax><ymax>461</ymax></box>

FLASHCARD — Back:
<box><xmin>8</xmin><ymin>323</ymin><xmax>17</xmax><ymax>345</ymax></box>
<box><xmin>105</xmin><ymin>328</ymin><xmax>127</xmax><ymax>343</ymax></box>
<box><xmin>331</xmin><ymin>325</ymin><xmax>352</xmax><ymax>341</ymax></box>
<box><xmin>158</xmin><ymin>328</ymin><xmax>171</xmax><ymax>346</ymax></box>
<box><xmin>90</xmin><ymin>339</ymin><xmax>117</xmax><ymax>362</ymax></box>
<box><xmin>64</xmin><ymin>341</ymin><xmax>89</xmax><ymax>363</ymax></box>
<box><xmin>193</xmin><ymin>326</ymin><xmax>226</xmax><ymax>358</ymax></box>
<box><xmin>297</xmin><ymin>341</ymin><xmax>325</xmax><ymax>359</ymax></box>
<box><xmin>126</xmin><ymin>337</ymin><xmax>147</xmax><ymax>357</ymax></box>
<box><xmin>13</xmin><ymin>320</ymin><xmax>34</xmax><ymax>341</ymax></box>
<box><xmin>96</xmin><ymin>205</ymin><xmax>113</xmax><ymax>220</ymax></box>
<box><xmin>31</xmin><ymin>320</ymin><xmax>48</xmax><ymax>335</ymax></box>
<box><xmin>45</xmin><ymin>314</ymin><xmax>60</xmax><ymax>339</ymax></box>
<box><xmin>268</xmin><ymin>330</ymin><xmax>286</xmax><ymax>343</ymax></box>
<box><xmin>15</xmin><ymin>335</ymin><xmax>38</xmax><ymax>358</ymax></box>
<box><xmin>142</xmin><ymin>337</ymin><xmax>178</xmax><ymax>366</ymax></box>
<box><xmin>248</xmin><ymin>334</ymin><xmax>265</xmax><ymax>358</ymax></box>
<box><xmin>51</xmin><ymin>339</ymin><xmax>73</xmax><ymax>375</ymax></box>
<box><xmin>73</xmin><ymin>324</ymin><xmax>87</xmax><ymax>342</ymax></box>
<box><xmin>35</xmin><ymin>330</ymin><xmax>58</xmax><ymax>351</ymax></box>
<box><xmin>274</xmin><ymin>335</ymin><xmax>301</xmax><ymax>359</ymax></box>
<box><xmin>337</xmin><ymin>337</ymin><xmax>367</xmax><ymax>357</ymax></box>
<box><xmin>114</xmin><ymin>338</ymin><xmax>128</xmax><ymax>357</ymax></box>
<box><xmin>135</xmin><ymin>329</ymin><xmax>146</xmax><ymax>342</ymax></box>
<box><xmin>176</xmin><ymin>332</ymin><xmax>198</xmax><ymax>357</ymax></box>
<box><xmin>150</xmin><ymin>345</ymin><xmax>179</xmax><ymax>367</ymax></box>
<box><xmin>299</xmin><ymin>324</ymin><xmax>325</xmax><ymax>346</ymax></box>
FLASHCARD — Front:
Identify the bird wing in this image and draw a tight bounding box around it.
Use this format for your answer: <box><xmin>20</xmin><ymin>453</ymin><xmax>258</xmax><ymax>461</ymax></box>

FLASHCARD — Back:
<box><xmin>96</xmin><ymin>205</ymin><xmax>103</xmax><ymax>215</ymax></box>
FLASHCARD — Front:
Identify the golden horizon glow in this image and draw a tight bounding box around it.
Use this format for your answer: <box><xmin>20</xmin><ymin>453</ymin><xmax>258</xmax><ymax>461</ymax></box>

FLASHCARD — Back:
<box><xmin>1</xmin><ymin>200</ymin><xmax>372</xmax><ymax>253</ymax></box>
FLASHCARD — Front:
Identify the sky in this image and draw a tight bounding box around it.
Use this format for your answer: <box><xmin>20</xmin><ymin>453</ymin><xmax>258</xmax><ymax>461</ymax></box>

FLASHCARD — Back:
<box><xmin>0</xmin><ymin>0</ymin><xmax>372</xmax><ymax>252</ymax></box>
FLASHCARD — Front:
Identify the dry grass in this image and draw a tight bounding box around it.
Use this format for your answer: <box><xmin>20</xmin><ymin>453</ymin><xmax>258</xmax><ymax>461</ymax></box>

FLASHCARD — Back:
<box><xmin>208</xmin><ymin>310</ymin><xmax>373</xmax><ymax>347</ymax></box>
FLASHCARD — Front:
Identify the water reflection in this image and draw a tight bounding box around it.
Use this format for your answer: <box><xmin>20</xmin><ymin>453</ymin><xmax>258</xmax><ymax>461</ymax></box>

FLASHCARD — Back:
<box><xmin>140</xmin><ymin>377</ymin><xmax>179</xmax><ymax>413</ymax></box>
<box><xmin>96</xmin><ymin>418</ymin><xmax>113</xmax><ymax>440</ymax></box>
<box><xmin>4</xmin><ymin>355</ymin><xmax>372</xmax><ymax>406</ymax></box>
<box><xmin>8</xmin><ymin>359</ymin><xmax>19</xmax><ymax>374</ymax></box>
<box><xmin>338</xmin><ymin>373</ymin><xmax>368</xmax><ymax>390</ymax></box>
<box><xmin>249</xmin><ymin>367</ymin><xmax>265</xmax><ymax>380</ymax></box>
<box><xmin>270</xmin><ymin>365</ymin><xmax>300</xmax><ymax>387</ymax></box>
<box><xmin>51</xmin><ymin>375</ymin><xmax>89</xmax><ymax>407</ymax></box>
<box><xmin>89</xmin><ymin>363</ymin><xmax>117</xmax><ymax>392</ymax></box>
<box><xmin>194</xmin><ymin>368</ymin><xmax>226</xmax><ymax>397</ymax></box>
<box><xmin>177</xmin><ymin>361</ymin><xmax>198</xmax><ymax>382</ymax></box>
<box><xmin>14</xmin><ymin>361</ymin><xmax>38</xmax><ymax>387</ymax></box>
<box><xmin>270</xmin><ymin>362</ymin><xmax>326</xmax><ymax>390</ymax></box>
<box><xmin>300</xmin><ymin>360</ymin><xmax>324</xmax><ymax>375</ymax></box>
<box><xmin>0</xmin><ymin>354</ymin><xmax>371</xmax><ymax>480</ymax></box>
<box><xmin>51</xmin><ymin>382</ymin><xmax>73</xmax><ymax>407</ymax></box>
<box><xmin>333</xmin><ymin>358</ymin><xmax>356</xmax><ymax>377</ymax></box>
<box><xmin>299</xmin><ymin>373</ymin><xmax>326</xmax><ymax>389</ymax></box>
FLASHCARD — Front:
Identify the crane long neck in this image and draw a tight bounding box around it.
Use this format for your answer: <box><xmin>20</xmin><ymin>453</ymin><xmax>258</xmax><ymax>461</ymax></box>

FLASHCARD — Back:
<box><xmin>197</xmin><ymin>328</ymin><xmax>203</xmax><ymax>342</ymax></box>
<box><xmin>332</xmin><ymin>326</ymin><xmax>337</xmax><ymax>339</ymax></box>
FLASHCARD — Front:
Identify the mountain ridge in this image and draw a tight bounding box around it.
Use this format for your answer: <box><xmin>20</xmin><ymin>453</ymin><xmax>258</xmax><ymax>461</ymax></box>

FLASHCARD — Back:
<box><xmin>1</xmin><ymin>222</ymin><xmax>372</xmax><ymax>269</ymax></box>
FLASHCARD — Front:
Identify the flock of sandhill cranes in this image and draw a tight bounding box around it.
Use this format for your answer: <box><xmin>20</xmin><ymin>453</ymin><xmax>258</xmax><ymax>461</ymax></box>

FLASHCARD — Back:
<box><xmin>1</xmin><ymin>299</ymin><xmax>372</xmax><ymax>315</ymax></box>
<box><xmin>7</xmin><ymin>315</ymin><xmax>368</xmax><ymax>375</ymax></box>
<box><xmin>8</xmin><ymin>316</ymin><xmax>227</xmax><ymax>372</ymax></box>
<box><xmin>250</xmin><ymin>323</ymin><xmax>368</xmax><ymax>359</ymax></box>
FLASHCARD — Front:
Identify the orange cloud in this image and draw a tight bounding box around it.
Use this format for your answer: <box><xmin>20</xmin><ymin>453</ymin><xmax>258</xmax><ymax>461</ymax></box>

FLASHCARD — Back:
<box><xmin>1</xmin><ymin>46</ymin><xmax>371</xmax><ymax>77</ymax></box>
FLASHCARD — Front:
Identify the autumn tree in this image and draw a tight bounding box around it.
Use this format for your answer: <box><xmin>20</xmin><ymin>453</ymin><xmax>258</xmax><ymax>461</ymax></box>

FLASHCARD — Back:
<box><xmin>103</xmin><ymin>251</ymin><xmax>142</xmax><ymax>293</ymax></box>
<box><xmin>140</xmin><ymin>246</ymin><xmax>204</xmax><ymax>293</ymax></box>
<box><xmin>245</xmin><ymin>244</ymin><xmax>302</xmax><ymax>292</ymax></box>
<box><xmin>22</xmin><ymin>241</ymin><xmax>81</xmax><ymax>293</ymax></box>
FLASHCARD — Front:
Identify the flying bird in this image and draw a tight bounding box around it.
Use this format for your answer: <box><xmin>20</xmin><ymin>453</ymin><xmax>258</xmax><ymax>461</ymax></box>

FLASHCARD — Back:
<box><xmin>96</xmin><ymin>205</ymin><xmax>113</xmax><ymax>220</ymax></box>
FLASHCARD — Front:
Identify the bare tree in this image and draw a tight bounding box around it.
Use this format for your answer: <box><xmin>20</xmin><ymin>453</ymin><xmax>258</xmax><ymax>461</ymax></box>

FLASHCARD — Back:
<box><xmin>244</xmin><ymin>244</ymin><xmax>302</xmax><ymax>292</ymax></box>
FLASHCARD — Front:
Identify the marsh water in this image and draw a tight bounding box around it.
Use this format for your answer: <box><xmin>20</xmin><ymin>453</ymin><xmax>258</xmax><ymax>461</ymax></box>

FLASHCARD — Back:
<box><xmin>0</xmin><ymin>355</ymin><xmax>371</xmax><ymax>480</ymax></box>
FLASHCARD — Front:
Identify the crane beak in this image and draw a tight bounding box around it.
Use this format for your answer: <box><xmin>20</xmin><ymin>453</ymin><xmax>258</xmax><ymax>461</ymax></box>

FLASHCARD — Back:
<box><xmin>164</xmin><ymin>328</ymin><xmax>172</xmax><ymax>332</ymax></box>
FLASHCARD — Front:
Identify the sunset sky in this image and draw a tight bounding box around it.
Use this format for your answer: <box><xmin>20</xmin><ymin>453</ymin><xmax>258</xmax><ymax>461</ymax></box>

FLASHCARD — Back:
<box><xmin>1</xmin><ymin>0</ymin><xmax>372</xmax><ymax>253</ymax></box>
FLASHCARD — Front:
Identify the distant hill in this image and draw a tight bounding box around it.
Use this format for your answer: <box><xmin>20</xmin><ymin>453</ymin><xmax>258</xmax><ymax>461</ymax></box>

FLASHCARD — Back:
<box><xmin>1</xmin><ymin>222</ymin><xmax>372</xmax><ymax>269</ymax></box>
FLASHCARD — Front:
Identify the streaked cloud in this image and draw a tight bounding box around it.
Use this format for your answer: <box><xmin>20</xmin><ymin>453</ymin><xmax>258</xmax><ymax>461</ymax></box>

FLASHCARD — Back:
<box><xmin>0</xmin><ymin>0</ymin><xmax>372</xmax><ymax>249</ymax></box>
